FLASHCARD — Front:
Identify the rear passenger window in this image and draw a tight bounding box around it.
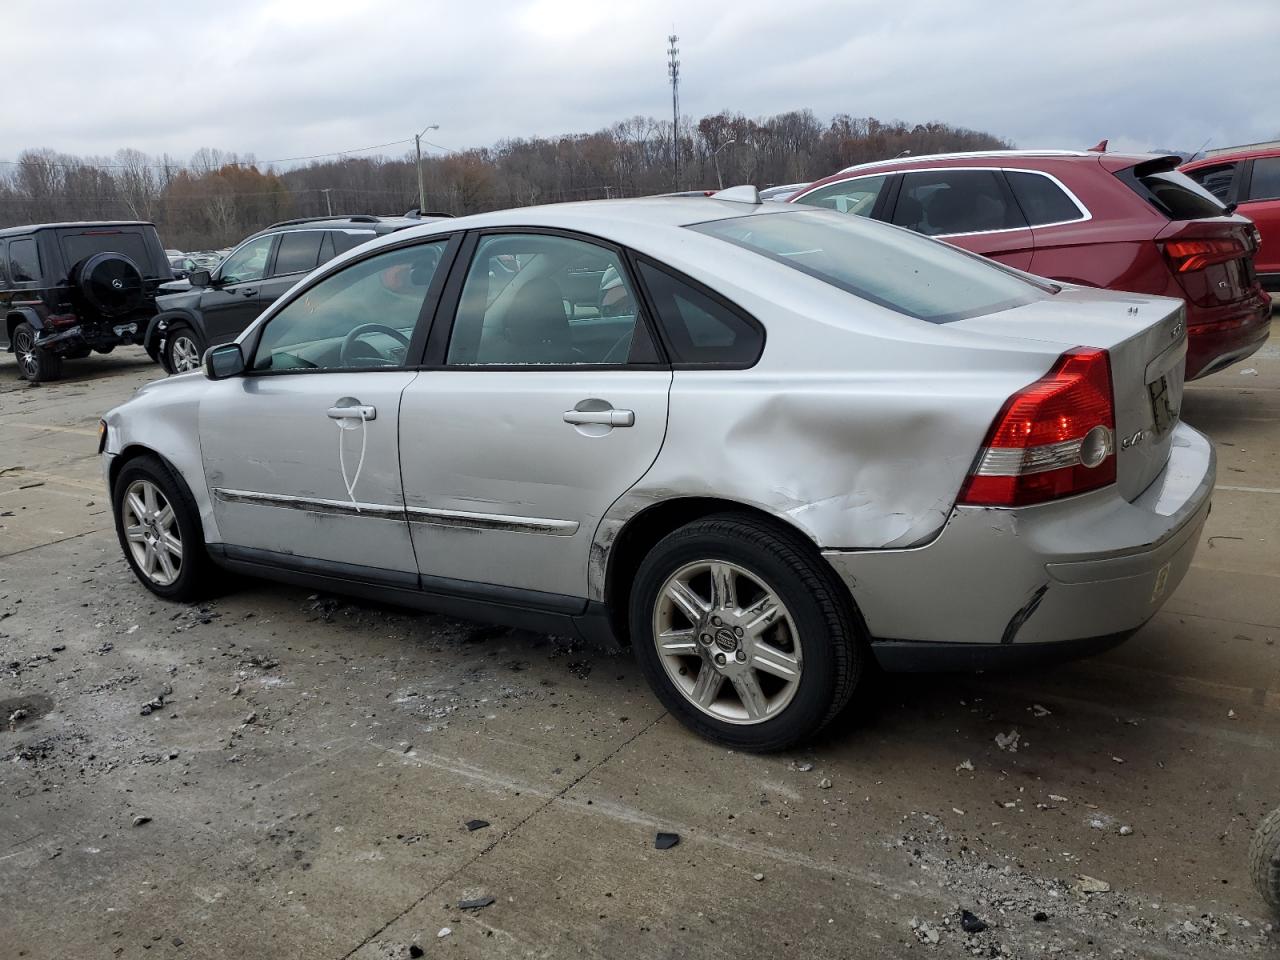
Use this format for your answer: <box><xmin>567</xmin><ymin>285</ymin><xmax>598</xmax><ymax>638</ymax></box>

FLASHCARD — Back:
<box><xmin>1187</xmin><ymin>163</ymin><xmax>1238</xmax><ymax>204</ymax></box>
<box><xmin>319</xmin><ymin>232</ymin><xmax>336</xmax><ymax>264</ymax></box>
<box><xmin>1005</xmin><ymin>171</ymin><xmax>1085</xmax><ymax>226</ymax></box>
<box><xmin>793</xmin><ymin>175</ymin><xmax>887</xmax><ymax>217</ymax></box>
<box><xmin>332</xmin><ymin>231</ymin><xmax>376</xmax><ymax>255</ymax></box>
<box><xmin>1248</xmin><ymin>157</ymin><xmax>1280</xmax><ymax>202</ymax></box>
<box><xmin>892</xmin><ymin>170</ymin><xmax>1027</xmax><ymax>236</ymax></box>
<box><xmin>273</xmin><ymin>231</ymin><xmax>323</xmax><ymax>276</ymax></box>
<box><xmin>637</xmin><ymin>261</ymin><xmax>763</xmax><ymax>366</ymax></box>
<box><xmin>7</xmin><ymin>238</ymin><xmax>40</xmax><ymax>283</ymax></box>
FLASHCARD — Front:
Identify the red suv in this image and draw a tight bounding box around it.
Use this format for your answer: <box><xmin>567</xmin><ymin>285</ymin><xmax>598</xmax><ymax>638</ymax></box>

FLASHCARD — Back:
<box><xmin>789</xmin><ymin>150</ymin><xmax>1271</xmax><ymax>379</ymax></box>
<box><xmin>1182</xmin><ymin>145</ymin><xmax>1280</xmax><ymax>294</ymax></box>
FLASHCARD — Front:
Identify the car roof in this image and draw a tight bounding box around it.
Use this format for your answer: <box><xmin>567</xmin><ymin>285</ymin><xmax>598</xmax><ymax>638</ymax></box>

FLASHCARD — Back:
<box><xmin>239</xmin><ymin>214</ymin><xmax>442</xmax><ymax>245</ymax></box>
<box><xmin>0</xmin><ymin>220</ymin><xmax>155</xmax><ymax>238</ymax></box>
<box><xmin>1182</xmin><ymin>145</ymin><xmax>1280</xmax><ymax>168</ymax></box>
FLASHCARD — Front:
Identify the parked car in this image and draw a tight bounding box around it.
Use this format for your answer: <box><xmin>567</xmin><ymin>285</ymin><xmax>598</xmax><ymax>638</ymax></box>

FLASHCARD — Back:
<box><xmin>1</xmin><ymin>221</ymin><xmax>173</xmax><ymax>381</ymax></box>
<box><xmin>790</xmin><ymin>150</ymin><xmax>1271</xmax><ymax>379</ymax></box>
<box><xmin>147</xmin><ymin>214</ymin><xmax>437</xmax><ymax>373</ymax></box>
<box><xmin>759</xmin><ymin>182</ymin><xmax>809</xmax><ymax>201</ymax></box>
<box><xmin>100</xmin><ymin>192</ymin><xmax>1213</xmax><ymax>750</ymax></box>
<box><xmin>1182</xmin><ymin>145</ymin><xmax>1280</xmax><ymax>294</ymax></box>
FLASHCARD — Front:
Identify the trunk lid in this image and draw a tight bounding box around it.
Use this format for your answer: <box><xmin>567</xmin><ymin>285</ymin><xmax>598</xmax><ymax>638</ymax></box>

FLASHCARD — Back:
<box><xmin>951</xmin><ymin>287</ymin><xmax>1187</xmax><ymax>502</ymax></box>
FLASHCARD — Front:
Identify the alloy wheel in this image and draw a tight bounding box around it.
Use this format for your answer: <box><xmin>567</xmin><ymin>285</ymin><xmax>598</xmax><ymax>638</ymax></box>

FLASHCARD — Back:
<box><xmin>170</xmin><ymin>334</ymin><xmax>201</xmax><ymax>373</ymax></box>
<box><xmin>652</xmin><ymin>559</ymin><xmax>803</xmax><ymax>724</ymax></box>
<box><xmin>122</xmin><ymin>479</ymin><xmax>183</xmax><ymax>586</ymax></box>
<box><xmin>14</xmin><ymin>328</ymin><xmax>38</xmax><ymax>379</ymax></box>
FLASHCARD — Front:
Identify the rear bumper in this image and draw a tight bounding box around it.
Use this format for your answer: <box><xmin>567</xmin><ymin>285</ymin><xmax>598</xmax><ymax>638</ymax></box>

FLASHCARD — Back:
<box><xmin>824</xmin><ymin>422</ymin><xmax>1215</xmax><ymax>669</ymax></box>
<box><xmin>1184</xmin><ymin>286</ymin><xmax>1272</xmax><ymax>378</ymax></box>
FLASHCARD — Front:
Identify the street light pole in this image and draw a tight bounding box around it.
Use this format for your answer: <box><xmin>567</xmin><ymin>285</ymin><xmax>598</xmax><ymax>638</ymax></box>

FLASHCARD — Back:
<box><xmin>415</xmin><ymin>123</ymin><xmax>439</xmax><ymax>213</ymax></box>
<box><xmin>320</xmin><ymin>188</ymin><xmax>333</xmax><ymax>216</ymax></box>
<box><xmin>711</xmin><ymin>139</ymin><xmax>737</xmax><ymax>190</ymax></box>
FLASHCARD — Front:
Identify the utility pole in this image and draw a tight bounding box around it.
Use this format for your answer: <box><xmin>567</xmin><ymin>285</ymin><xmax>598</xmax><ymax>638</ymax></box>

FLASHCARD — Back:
<box><xmin>415</xmin><ymin>123</ymin><xmax>439</xmax><ymax>213</ymax></box>
<box><xmin>320</xmin><ymin>188</ymin><xmax>333</xmax><ymax>216</ymax></box>
<box><xmin>667</xmin><ymin>34</ymin><xmax>680</xmax><ymax>190</ymax></box>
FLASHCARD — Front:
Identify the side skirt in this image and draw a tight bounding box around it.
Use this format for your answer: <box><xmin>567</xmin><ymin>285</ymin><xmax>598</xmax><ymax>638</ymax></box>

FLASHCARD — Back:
<box><xmin>207</xmin><ymin>544</ymin><xmax>620</xmax><ymax>648</ymax></box>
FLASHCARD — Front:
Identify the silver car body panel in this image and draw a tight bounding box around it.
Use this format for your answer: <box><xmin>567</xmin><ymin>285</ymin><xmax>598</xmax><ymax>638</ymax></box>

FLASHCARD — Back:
<box><xmin>100</xmin><ymin>197</ymin><xmax>1216</xmax><ymax>651</ymax></box>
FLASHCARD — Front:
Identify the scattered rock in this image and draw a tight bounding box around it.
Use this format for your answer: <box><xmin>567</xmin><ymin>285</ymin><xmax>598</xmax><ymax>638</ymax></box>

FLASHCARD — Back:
<box><xmin>1031</xmin><ymin>703</ymin><xmax>1051</xmax><ymax>717</ymax></box>
<box><xmin>436</xmin><ymin>928</ymin><xmax>452</xmax><ymax>939</ymax></box>
<box><xmin>1033</xmin><ymin>911</ymin><xmax>1049</xmax><ymax>923</ymax></box>
<box><xmin>752</xmin><ymin>873</ymin><xmax>765</xmax><ymax>882</ymax></box>
<box><xmin>465</xmin><ymin>819</ymin><xmax>490</xmax><ymax>832</ymax></box>
<box><xmin>8</xmin><ymin>708</ymin><xmax>28</xmax><ymax>730</ymax></box>
<box><xmin>409</xmin><ymin>946</ymin><xmax>424</xmax><ymax>958</ymax></box>
<box><xmin>911</xmin><ymin>919</ymin><xmax>941</xmax><ymax>945</ymax></box>
<box><xmin>793</xmin><ymin>761</ymin><xmax>814</xmax><ymax>772</ymax></box>
<box><xmin>1119</xmin><ymin>825</ymin><xmax>1134</xmax><ymax>836</ymax></box>
<box><xmin>132</xmin><ymin>815</ymin><xmax>152</xmax><ymax>828</ymax></box>
<box><xmin>994</xmin><ymin>730</ymin><xmax>1020</xmax><ymax>752</ymax></box>
<box><xmin>458</xmin><ymin>895</ymin><xmax>495</xmax><ymax>910</ymax></box>
<box><xmin>1073</xmin><ymin>874</ymin><xmax>1110</xmax><ymax>895</ymax></box>
<box><xmin>51</xmin><ymin>644</ymin><xmax>66</xmax><ymax>652</ymax></box>
<box><xmin>959</xmin><ymin>909</ymin><xmax>987</xmax><ymax>933</ymax></box>
<box><xmin>956</xmin><ymin>759</ymin><xmax>974</xmax><ymax>772</ymax></box>
<box><xmin>655</xmin><ymin>832</ymin><xmax>680</xmax><ymax>850</ymax></box>
<box><xmin>140</xmin><ymin>686</ymin><xmax>172</xmax><ymax>716</ymax></box>
<box><xmin>818</xmin><ymin>777</ymin><xmax>832</xmax><ymax>789</ymax></box>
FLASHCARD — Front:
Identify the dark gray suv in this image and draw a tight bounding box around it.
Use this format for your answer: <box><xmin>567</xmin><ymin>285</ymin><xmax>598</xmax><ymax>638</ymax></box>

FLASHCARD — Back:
<box><xmin>148</xmin><ymin>214</ymin><xmax>440</xmax><ymax>373</ymax></box>
<box><xmin>1</xmin><ymin>221</ymin><xmax>173</xmax><ymax>381</ymax></box>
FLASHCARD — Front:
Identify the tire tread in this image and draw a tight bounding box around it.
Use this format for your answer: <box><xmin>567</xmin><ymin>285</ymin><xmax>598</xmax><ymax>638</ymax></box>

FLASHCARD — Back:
<box><xmin>1249</xmin><ymin>806</ymin><xmax>1280</xmax><ymax>911</ymax></box>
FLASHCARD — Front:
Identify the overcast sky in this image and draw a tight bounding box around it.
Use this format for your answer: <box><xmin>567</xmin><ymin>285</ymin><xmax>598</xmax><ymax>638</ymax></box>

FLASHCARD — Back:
<box><xmin>5</xmin><ymin>0</ymin><xmax>1278</xmax><ymax>169</ymax></box>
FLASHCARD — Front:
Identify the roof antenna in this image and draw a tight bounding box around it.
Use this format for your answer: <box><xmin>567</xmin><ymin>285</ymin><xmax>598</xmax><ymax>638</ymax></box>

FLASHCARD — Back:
<box><xmin>1086</xmin><ymin>139</ymin><xmax>1108</xmax><ymax>153</ymax></box>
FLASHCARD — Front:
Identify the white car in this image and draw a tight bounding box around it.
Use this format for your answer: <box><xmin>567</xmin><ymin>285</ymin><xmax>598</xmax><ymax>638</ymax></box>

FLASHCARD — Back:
<box><xmin>100</xmin><ymin>188</ymin><xmax>1213</xmax><ymax>750</ymax></box>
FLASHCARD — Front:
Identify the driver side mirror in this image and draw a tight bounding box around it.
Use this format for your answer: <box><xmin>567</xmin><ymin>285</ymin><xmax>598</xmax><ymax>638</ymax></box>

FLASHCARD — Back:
<box><xmin>189</xmin><ymin>268</ymin><xmax>211</xmax><ymax>288</ymax></box>
<box><xmin>204</xmin><ymin>342</ymin><xmax>245</xmax><ymax>380</ymax></box>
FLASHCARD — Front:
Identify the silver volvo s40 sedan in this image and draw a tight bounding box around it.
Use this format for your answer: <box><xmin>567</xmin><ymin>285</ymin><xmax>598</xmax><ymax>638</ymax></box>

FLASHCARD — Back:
<box><xmin>100</xmin><ymin>189</ymin><xmax>1213</xmax><ymax>751</ymax></box>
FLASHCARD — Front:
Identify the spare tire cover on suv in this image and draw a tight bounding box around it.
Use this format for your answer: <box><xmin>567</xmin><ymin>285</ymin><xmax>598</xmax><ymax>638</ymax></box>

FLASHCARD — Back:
<box><xmin>74</xmin><ymin>252</ymin><xmax>145</xmax><ymax>318</ymax></box>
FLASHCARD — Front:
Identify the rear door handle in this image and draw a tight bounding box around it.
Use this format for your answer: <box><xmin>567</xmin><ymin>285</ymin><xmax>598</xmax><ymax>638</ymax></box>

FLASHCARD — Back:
<box><xmin>327</xmin><ymin>404</ymin><xmax>376</xmax><ymax>421</ymax></box>
<box><xmin>563</xmin><ymin>408</ymin><xmax>634</xmax><ymax>427</ymax></box>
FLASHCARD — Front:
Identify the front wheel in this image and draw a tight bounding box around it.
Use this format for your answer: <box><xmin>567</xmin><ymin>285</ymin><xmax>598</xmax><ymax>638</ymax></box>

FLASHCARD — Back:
<box><xmin>11</xmin><ymin>322</ymin><xmax>62</xmax><ymax>382</ymax></box>
<box><xmin>630</xmin><ymin>514</ymin><xmax>863</xmax><ymax>752</ymax></box>
<box><xmin>112</xmin><ymin>455</ymin><xmax>213</xmax><ymax>601</ymax></box>
<box><xmin>164</xmin><ymin>324</ymin><xmax>204</xmax><ymax>374</ymax></box>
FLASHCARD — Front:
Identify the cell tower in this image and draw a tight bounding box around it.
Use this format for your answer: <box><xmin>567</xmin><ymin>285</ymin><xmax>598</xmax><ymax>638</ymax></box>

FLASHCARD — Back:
<box><xmin>668</xmin><ymin>33</ymin><xmax>680</xmax><ymax>189</ymax></box>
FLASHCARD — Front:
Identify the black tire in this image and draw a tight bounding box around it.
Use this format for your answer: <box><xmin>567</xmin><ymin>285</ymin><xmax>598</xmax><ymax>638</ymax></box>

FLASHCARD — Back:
<box><xmin>112</xmin><ymin>454</ymin><xmax>214</xmax><ymax>602</ymax></box>
<box><xmin>629</xmin><ymin>513</ymin><xmax>864</xmax><ymax>752</ymax></box>
<box><xmin>163</xmin><ymin>323</ymin><xmax>205</xmax><ymax>375</ymax></box>
<box><xmin>11</xmin><ymin>322</ymin><xmax>62</xmax><ymax>382</ymax></box>
<box><xmin>74</xmin><ymin>252</ymin><xmax>144</xmax><ymax>318</ymax></box>
<box><xmin>1249</xmin><ymin>806</ymin><xmax>1280</xmax><ymax>912</ymax></box>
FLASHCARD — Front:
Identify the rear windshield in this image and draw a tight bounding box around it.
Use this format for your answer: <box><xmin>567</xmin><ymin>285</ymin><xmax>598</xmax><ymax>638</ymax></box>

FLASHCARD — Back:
<box><xmin>59</xmin><ymin>230</ymin><xmax>158</xmax><ymax>277</ymax></box>
<box><xmin>1120</xmin><ymin>162</ymin><xmax>1227</xmax><ymax>220</ymax></box>
<box><xmin>688</xmin><ymin>210</ymin><xmax>1045</xmax><ymax>323</ymax></box>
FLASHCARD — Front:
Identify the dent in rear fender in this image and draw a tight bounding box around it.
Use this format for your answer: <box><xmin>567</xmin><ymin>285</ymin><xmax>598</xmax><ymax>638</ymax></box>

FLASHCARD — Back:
<box><xmin>102</xmin><ymin>375</ymin><xmax>219</xmax><ymax>543</ymax></box>
<box><xmin>585</xmin><ymin>367</ymin><xmax>1033</xmax><ymax>601</ymax></box>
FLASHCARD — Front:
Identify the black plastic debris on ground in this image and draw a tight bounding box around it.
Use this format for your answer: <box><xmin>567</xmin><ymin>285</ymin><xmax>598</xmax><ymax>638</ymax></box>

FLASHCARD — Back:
<box><xmin>458</xmin><ymin>895</ymin><xmax>496</xmax><ymax>910</ymax></box>
<box><xmin>655</xmin><ymin>832</ymin><xmax>680</xmax><ymax>850</ymax></box>
<box><xmin>959</xmin><ymin>909</ymin><xmax>988</xmax><ymax>933</ymax></box>
<box><xmin>465</xmin><ymin>819</ymin><xmax>490</xmax><ymax>832</ymax></box>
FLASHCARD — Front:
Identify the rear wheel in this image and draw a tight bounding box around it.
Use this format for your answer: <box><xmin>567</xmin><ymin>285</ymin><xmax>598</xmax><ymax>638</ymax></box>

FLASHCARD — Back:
<box><xmin>630</xmin><ymin>514</ymin><xmax>863</xmax><ymax>751</ymax></box>
<box><xmin>1250</xmin><ymin>806</ymin><xmax>1280</xmax><ymax>913</ymax></box>
<box><xmin>164</xmin><ymin>324</ymin><xmax>204</xmax><ymax>374</ymax></box>
<box><xmin>11</xmin><ymin>322</ymin><xmax>62</xmax><ymax>382</ymax></box>
<box><xmin>112</xmin><ymin>455</ymin><xmax>213</xmax><ymax>601</ymax></box>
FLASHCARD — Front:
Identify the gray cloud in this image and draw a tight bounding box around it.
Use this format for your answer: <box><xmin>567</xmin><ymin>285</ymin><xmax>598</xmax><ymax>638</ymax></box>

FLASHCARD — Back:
<box><xmin>4</xmin><ymin>0</ymin><xmax>1276</xmax><ymax>168</ymax></box>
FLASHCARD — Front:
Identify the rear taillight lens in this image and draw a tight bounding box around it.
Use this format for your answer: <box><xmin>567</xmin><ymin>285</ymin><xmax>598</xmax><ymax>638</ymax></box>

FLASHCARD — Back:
<box><xmin>959</xmin><ymin>348</ymin><xmax>1116</xmax><ymax>507</ymax></box>
<box><xmin>1162</xmin><ymin>237</ymin><xmax>1246</xmax><ymax>273</ymax></box>
<box><xmin>45</xmin><ymin>313</ymin><xmax>79</xmax><ymax>329</ymax></box>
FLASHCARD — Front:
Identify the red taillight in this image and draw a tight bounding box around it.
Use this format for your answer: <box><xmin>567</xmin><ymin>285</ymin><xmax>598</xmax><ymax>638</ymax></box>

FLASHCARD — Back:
<box><xmin>959</xmin><ymin>348</ymin><xmax>1116</xmax><ymax>508</ymax></box>
<box><xmin>1162</xmin><ymin>237</ymin><xmax>1246</xmax><ymax>273</ymax></box>
<box><xmin>45</xmin><ymin>313</ymin><xmax>79</xmax><ymax>329</ymax></box>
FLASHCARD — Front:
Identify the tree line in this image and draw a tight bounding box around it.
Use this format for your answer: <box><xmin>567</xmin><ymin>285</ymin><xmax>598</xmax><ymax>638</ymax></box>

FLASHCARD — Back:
<box><xmin>0</xmin><ymin>110</ymin><xmax>1010</xmax><ymax>251</ymax></box>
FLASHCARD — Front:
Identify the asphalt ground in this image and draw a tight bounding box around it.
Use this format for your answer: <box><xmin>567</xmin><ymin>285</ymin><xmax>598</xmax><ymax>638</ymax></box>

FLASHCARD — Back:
<box><xmin>1</xmin><ymin>331</ymin><xmax>1278</xmax><ymax>959</ymax></box>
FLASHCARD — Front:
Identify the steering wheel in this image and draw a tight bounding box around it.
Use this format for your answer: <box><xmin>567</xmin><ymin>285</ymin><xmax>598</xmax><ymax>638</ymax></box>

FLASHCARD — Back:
<box><xmin>340</xmin><ymin>323</ymin><xmax>411</xmax><ymax>367</ymax></box>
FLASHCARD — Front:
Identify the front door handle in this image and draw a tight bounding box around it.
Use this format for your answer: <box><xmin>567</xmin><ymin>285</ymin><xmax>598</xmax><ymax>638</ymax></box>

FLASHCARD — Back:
<box><xmin>241</xmin><ymin>288</ymin><xmax>258</xmax><ymax>297</ymax></box>
<box><xmin>327</xmin><ymin>403</ymin><xmax>376</xmax><ymax>421</ymax></box>
<box><xmin>563</xmin><ymin>408</ymin><xmax>634</xmax><ymax>427</ymax></box>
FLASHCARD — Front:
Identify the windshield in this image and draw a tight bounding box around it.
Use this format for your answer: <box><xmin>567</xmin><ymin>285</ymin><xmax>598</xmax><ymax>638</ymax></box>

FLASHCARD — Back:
<box><xmin>688</xmin><ymin>210</ymin><xmax>1046</xmax><ymax>323</ymax></box>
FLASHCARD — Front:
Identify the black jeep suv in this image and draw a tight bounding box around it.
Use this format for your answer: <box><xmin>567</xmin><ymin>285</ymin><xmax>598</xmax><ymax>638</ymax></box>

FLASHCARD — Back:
<box><xmin>149</xmin><ymin>214</ymin><xmax>438</xmax><ymax>373</ymax></box>
<box><xmin>1</xmin><ymin>221</ymin><xmax>173</xmax><ymax>381</ymax></box>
